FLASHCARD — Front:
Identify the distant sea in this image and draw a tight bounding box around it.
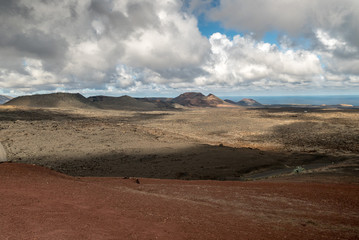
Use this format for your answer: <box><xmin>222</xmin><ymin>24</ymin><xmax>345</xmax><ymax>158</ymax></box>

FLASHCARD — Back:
<box><xmin>221</xmin><ymin>95</ymin><xmax>359</xmax><ymax>106</ymax></box>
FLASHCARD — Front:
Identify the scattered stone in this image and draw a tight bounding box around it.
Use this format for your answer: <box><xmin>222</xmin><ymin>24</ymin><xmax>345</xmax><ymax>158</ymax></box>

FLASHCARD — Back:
<box><xmin>0</xmin><ymin>143</ymin><xmax>7</xmax><ymax>162</ymax></box>
<box><xmin>135</xmin><ymin>179</ymin><xmax>140</xmax><ymax>184</ymax></box>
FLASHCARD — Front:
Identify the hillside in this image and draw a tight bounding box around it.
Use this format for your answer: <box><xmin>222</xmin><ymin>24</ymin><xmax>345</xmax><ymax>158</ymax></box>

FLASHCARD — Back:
<box><xmin>0</xmin><ymin>162</ymin><xmax>358</xmax><ymax>240</ymax></box>
<box><xmin>0</xmin><ymin>95</ymin><xmax>13</xmax><ymax>104</ymax></box>
<box><xmin>137</xmin><ymin>97</ymin><xmax>175</xmax><ymax>109</ymax></box>
<box><xmin>171</xmin><ymin>92</ymin><xmax>232</xmax><ymax>107</ymax></box>
<box><xmin>5</xmin><ymin>93</ymin><xmax>97</xmax><ymax>109</ymax></box>
<box><xmin>238</xmin><ymin>98</ymin><xmax>262</xmax><ymax>106</ymax></box>
<box><xmin>4</xmin><ymin>92</ymin><xmax>261</xmax><ymax>109</ymax></box>
<box><xmin>225</xmin><ymin>98</ymin><xmax>262</xmax><ymax>107</ymax></box>
<box><xmin>88</xmin><ymin>95</ymin><xmax>166</xmax><ymax>110</ymax></box>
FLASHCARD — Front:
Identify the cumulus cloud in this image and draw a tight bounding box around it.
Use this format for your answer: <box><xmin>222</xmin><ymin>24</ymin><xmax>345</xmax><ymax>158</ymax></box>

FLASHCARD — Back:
<box><xmin>0</xmin><ymin>58</ymin><xmax>68</xmax><ymax>92</ymax></box>
<box><xmin>310</xmin><ymin>28</ymin><xmax>359</xmax><ymax>90</ymax></box>
<box><xmin>208</xmin><ymin>1</ymin><xmax>359</xmax><ymax>60</ymax></box>
<box><xmin>209</xmin><ymin>0</ymin><xmax>359</xmax><ymax>43</ymax></box>
<box><xmin>194</xmin><ymin>33</ymin><xmax>323</xmax><ymax>90</ymax></box>
<box><xmin>0</xmin><ymin>0</ymin><xmax>209</xmax><ymax>94</ymax></box>
<box><xmin>192</xmin><ymin>0</ymin><xmax>359</xmax><ymax>93</ymax></box>
<box><xmin>0</xmin><ymin>0</ymin><xmax>358</xmax><ymax>96</ymax></box>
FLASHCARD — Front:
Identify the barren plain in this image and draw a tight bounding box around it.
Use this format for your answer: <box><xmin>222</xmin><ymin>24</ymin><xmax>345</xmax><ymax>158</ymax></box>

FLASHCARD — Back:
<box><xmin>1</xmin><ymin>106</ymin><xmax>358</xmax><ymax>180</ymax></box>
<box><xmin>0</xmin><ymin>105</ymin><xmax>358</xmax><ymax>239</ymax></box>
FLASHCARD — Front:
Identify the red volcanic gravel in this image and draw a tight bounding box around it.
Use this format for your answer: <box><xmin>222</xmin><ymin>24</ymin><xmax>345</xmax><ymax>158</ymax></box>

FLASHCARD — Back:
<box><xmin>0</xmin><ymin>163</ymin><xmax>358</xmax><ymax>240</ymax></box>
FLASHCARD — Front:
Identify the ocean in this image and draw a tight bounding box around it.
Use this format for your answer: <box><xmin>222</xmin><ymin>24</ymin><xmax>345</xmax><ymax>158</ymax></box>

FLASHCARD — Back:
<box><xmin>221</xmin><ymin>95</ymin><xmax>359</xmax><ymax>106</ymax></box>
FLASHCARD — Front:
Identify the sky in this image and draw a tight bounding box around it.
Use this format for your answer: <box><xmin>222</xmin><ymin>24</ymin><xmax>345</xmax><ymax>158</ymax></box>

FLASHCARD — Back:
<box><xmin>0</xmin><ymin>0</ymin><xmax>358</xmax><ymax>97</ymax></box>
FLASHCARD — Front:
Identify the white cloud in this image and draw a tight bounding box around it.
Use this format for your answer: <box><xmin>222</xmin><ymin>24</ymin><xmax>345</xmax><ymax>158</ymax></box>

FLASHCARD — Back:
<box><xmin>0</xmin><ymin>0</ymin><xmax>209</xmax><ymax>94</ymax></box>
<box><xmin>121</xmin><ymin>2</ymin><xmax>209</xmax><ymax>71</ymax></box>
<box><xmin>208</xmin><ymin>0</ymin><xmax>359</xmax><ymax>43</ymax></box>
<box><xmin>0</xmin><ymin>58</ymin><xmax>67</xmax><ymax>92</ymax></box>
<box><xmin>0</xmin><ymin>0</ymin><xmax>358</xmax><ymax>96</ymax></box>
<box><xmin>197</xmin><ymin>33</ymin><xmax>323</xmax><ymax>90</ymax></box>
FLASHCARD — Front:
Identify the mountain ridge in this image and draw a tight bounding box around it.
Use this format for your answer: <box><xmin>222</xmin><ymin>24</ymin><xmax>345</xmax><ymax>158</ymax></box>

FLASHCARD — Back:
<box><xmin>171</xmin><ymin>92</ymin><xmax>232</xmax><ymax>107</ymax></box>
<box><xmin>5</xmin><ymin>93</ymin><xmax>97</xmax><ymax>109</ymax></box>
<box><xmin>224</xmin><ymin>98</ymin><xmax>262</xmax><ymax>107</ymax></box>
<box><xmin>4</xmin><ymin>92</ymin><xmax>265</xmax><ymax>109</ymax></box>
<box><xmin>0</xmin><ymin>95</ymin><xmax>13</xmax><ymax>105</ymax></box>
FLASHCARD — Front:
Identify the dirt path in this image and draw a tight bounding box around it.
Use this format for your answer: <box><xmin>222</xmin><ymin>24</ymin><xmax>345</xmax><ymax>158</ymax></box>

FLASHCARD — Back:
<box><xmin>0</xmin><ymin>163</ymin><xmax>358</xmax><ymax>240</ymax></box>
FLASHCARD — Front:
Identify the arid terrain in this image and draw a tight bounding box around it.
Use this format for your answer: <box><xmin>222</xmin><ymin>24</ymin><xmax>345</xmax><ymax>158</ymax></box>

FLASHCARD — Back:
<box><xmin>0</xmin><ymin>162</ymin><xmax>358</xmax><ymax>240</ymax></box>
<box><xmin>1</xmin><ymin>104</ymin><xmax>358</xmax><ymax>180</ymax></box>
<box><xmin>0</xmin><ymin>96</ymin><xmax>358</xmax><ymax>239</ymax></box>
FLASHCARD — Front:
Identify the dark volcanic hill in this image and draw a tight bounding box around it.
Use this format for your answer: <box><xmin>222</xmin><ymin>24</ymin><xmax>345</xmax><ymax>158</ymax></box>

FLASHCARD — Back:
<box><xmin>0</xmin><ymin>95</ymin><xmax>13</xmax><ymax>104</ymax></box>
<box><xmin>225</xmin><ymin>98</ymin><xmax>262</xmax><ymax>107</ymax></box>
<box><xmin>223</xmin><ymin>99</ymin><xmax>237</xmax><ymax>105</ymax></box>
<box><xmin>137</xmin><ymin>97</ymin><xmax>175</xmax><ymax>109</ymax></box>
<box><xmin>88</xmin><ymin>95</ymin><xmax>168</xmax><ymax>110</ymax></box>
<box><xmin>171</xmin><ymin>92</ymin><xmax>231</xmax><ymax>107</ymax></box>
<box><xmin>238</xmin><ymin>98</ymin><xmax>262</xmax><ymax>106</ymax></box>
<box><xmin>5</xmin><ymin>93</ymin><xmax>97</xmax><ymax>109</ymax></box>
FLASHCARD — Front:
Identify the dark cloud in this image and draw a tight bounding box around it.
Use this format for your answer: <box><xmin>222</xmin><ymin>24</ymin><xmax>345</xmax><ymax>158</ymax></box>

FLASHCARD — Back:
<box><xmin>89</xmin><ymin>0</ymin><xmax>113</xmax><ymax>15</ymax></box>
<box><xmin>0</xmin><ymin>0</ymin><xmax>32</xmax><ymax>17</ymax></box>
<box><xmin>12</xmin><ymin>30</ymin><xmax>68</xmax><ymax>59</ymax></box>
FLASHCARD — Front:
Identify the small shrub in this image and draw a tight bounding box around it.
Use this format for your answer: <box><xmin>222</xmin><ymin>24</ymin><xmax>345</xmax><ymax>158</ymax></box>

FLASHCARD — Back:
<box><xmin>293</xmin><ymin>166</ymin><xmax>305</xmax><ymax>174</ymax></box>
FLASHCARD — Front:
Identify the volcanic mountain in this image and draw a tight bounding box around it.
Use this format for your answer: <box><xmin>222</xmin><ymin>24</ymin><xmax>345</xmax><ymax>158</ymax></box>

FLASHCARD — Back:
<box><xmin>238</xmin><ymin>98</ymin><xmax>262</xmax><ymax>106</ymax></box>
<box><xmin>88</xmin><ymin>95</ymin><xmax>171</xmax><ymax>110</ymax></box>
<box><xmin>225</xmin><ymin>98</ymin><xmax>262</xmax><ymax>107</ymax></box>
<box><xmin>171</xmin><ymin>92</ymin><xmax>232</xmax><ymax>107</ymax></box>
<box><xmin>5</xmin><ymin>93</ymin><xmax>97</xmax><ymax>109</ymax></box>
<box><xmin>0</xmin><ymin>95</ymin><xmax>13</xmax><ymax>104</ymax></box>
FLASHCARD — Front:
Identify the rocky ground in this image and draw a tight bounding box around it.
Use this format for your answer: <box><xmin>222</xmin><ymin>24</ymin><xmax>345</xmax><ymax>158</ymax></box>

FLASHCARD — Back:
<box><xmin>1</xmin><ymin>106</ymin><xmax>358</xmax><ymax>179</ymax></box>
<box><xmin>0</xmin><ymin>105</ymin><xmax>358</xmax><ymax>239</ymax></box>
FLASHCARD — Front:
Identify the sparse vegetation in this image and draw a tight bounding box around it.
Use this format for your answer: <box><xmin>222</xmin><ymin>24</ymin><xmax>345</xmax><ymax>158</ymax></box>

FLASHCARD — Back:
<box><xmin>293</xmin><ymin>166</ymin><xmax>305</xmax><ymax>174</ymax></box>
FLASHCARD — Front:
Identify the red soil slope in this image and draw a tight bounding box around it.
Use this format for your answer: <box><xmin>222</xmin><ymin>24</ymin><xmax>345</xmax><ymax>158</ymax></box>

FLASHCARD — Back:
<box><xmin>0</xmin><ymin>163</ymin><xmax>358</xmax><ymax>240</ymax></box>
